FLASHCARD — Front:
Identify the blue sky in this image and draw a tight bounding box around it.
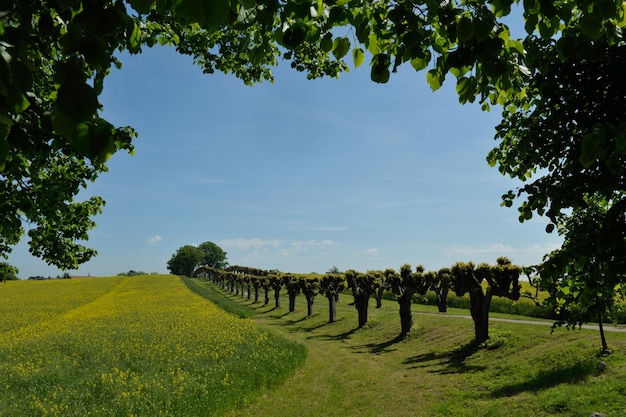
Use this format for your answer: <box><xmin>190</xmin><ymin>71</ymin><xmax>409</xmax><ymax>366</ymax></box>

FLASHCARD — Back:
<box><xmin>9</xmin><ymin>39</ymin><xmax>562</xmax><ymax>278</ymax></box>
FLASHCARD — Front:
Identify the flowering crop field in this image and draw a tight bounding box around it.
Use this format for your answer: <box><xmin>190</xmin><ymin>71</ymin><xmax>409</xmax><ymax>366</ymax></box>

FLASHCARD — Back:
<box><xmin>0</xmin><ymin>275</ymin><xmax>305</xmax><ymax>417</ymax></box>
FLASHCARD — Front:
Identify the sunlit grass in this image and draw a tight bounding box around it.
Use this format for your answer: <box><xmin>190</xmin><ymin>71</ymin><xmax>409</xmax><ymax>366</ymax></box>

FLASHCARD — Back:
<box><xmin>200</xmin><ymin>279</ymin><xmax>626</xmax><ymax>417</ymax></box>
<box><xmin>0</xmin><ymin>275</ymin><xmax>305</xmax><ymax>417</ymax></box>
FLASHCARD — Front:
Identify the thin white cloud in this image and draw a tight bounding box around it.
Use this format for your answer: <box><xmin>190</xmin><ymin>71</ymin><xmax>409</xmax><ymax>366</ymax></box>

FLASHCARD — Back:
<box><xmin>220</xmin><ymin>238</ymin><xmax>282</xmax><ymax>250</ymax></box>
<box><xmin>147</xmin><ymin>234</ymin><xmax>163</xmax><ymax>245</ymax></box>
<box><xmin>445</xmin><ymin>243</ymin><xmax>561</xmax><ymax>257</ymax></box>
<box><xmin>221</xmin><ymin>238</ymin><xmax>335</xmax><ymax>251</ymax></box>
<box><xmin>363</xmin><ymin>247</ymin><xmax>379</xmax><ymax>255</ymax></box>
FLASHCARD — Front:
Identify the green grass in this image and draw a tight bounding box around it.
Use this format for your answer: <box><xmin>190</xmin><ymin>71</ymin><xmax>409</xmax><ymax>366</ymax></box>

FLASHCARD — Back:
<box><xmin>190</xmin><ymin>279</ymin><xmax>626</xmax><ymax>417</ymax></box>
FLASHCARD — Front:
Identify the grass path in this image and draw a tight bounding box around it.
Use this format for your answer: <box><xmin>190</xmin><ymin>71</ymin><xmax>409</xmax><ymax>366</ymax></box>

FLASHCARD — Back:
<box><xmin>208</xmin><ymin>284</ymin><xmax>626</xmax><ymax>417</ymax></box>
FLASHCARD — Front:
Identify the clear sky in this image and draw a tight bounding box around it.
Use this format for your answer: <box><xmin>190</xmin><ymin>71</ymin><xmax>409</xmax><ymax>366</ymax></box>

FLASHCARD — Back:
<box><xmin>9</xmin><ymin>40</ymin><xmax>562</xmax><ymax>278</ymax></box>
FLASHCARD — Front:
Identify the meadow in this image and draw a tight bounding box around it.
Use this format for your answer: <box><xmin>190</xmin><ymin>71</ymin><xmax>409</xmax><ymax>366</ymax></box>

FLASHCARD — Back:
<box><xmin>185</xmin><ymin>278</ymin><xmax>626</xmax><ymax>417</ymax></box>
<box><xmin>3</xmin><ymin>275</ymin><xmax>626</xmax><ymax>417</ymax></box>
<box><xmin>0</xmin><ymin>275</ymin><xmax>305</xmax><ymax>417</ymax></box>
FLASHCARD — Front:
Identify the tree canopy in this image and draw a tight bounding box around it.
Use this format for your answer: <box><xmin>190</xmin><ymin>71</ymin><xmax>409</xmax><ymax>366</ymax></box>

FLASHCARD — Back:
<box><xmin>2</xmin><ymin>0</ymin><xmax>626</xmax><ymax>319</ymax></box>
<box><xmin>167</xmin><ymin>241</ymin><xmax>227</xmax><ymax>276</ymax></box>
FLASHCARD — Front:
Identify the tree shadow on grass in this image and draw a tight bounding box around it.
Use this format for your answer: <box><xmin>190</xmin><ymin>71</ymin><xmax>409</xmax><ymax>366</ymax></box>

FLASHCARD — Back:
<box><xmin>308</xmin><ymin>325</ymin><xmax>360</xmax><ymax>342</ymax></box>
<box><xmin>490</xmin><ymin>359</ymin><xmax>596</xmax><ymax>398</ymax></box>
<box><xmin>402</xmin><ymin>340</ymin><xmax>488</xmax><ymax>374</ymax></box>
<box><xmin>350</xmin><ymin>333</ymin><xmax>407</xmax><ymax>354</ymax></box>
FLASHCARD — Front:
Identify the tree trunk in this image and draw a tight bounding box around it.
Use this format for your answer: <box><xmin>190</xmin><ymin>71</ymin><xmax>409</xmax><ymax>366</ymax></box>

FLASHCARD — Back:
<box><xmin>398</xmin><ymin>294</ymin><xmax>413</xmax><ymax>335</ymax></box>
<box><xmin>306</xmin><ymin>294</ymin><xmax>315</xmax><ymax>316</ymax></box>
<box><xmin>288</xmin><ymin>292</ymin><xmax>297</xmax><ymax>312</ymax></box>
<box><xmin>469</xmin><ymin>288</ymin><xmax>492</xmax><ymax>343</ymax></box>
<box><xmin>264</xmin><ymin>288</ymin><xmax>270</xmax><ymax>305</ymax></box>
<box><xmin>274</xmin><ymin>288</ymin><xmax>281</xmax><ymax>308</ymax></box>
<box><xmin>435</xmin><ymin>288</ymin><xmax>448</xmax><ymax>313</ymax></box>
<box><xmin>247</xmin><ymin>284</ymin><xmax>252</xmax><ymax>300</ymax></box>
<box><xmin>327</xmin><ymin>294</ymin><xmax>337</xmax><ymax>323</ymax></box>
<box><xmin>355</xmin><ymin>295</ymin><xmax>369</xmax><ymax>328</ymax></box>
<box><xmin>599</xmin><ymin>312</ymin><xmax>609</xmax><ymax>353</ymax></box>
<box><xmin>375</xmin><ymin>287</ymin><xmax>384</xmax><ymax>308</ymax></box>
<box><xmin>254</xmin><ymin>287</ymin><xmax>259</xmax><ymax>303</ymax></box>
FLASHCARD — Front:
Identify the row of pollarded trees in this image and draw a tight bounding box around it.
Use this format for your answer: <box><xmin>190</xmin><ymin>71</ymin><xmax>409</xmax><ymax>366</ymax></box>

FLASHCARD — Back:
<box><xmin>194</xmin><ymin>257</ymin><xmax>521</xmax><ymax>344</ymax></box>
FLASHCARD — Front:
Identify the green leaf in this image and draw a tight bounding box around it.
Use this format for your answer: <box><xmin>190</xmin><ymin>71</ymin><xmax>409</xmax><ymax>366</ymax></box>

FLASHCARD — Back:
<box><xmin>580</xmin><ymin>14</ymin><xmax>604</xmax><ymax>40</ymax></box>
<box><xmin>426</xmin><ymin>69</ymin><xmax>443</xmax><ymax>91</ymax></box>
<box><xmin>56</xmin><ymin>82</ymin><xmax>99</xmax><ymax>124</ymax></box>
<box><xmin>456</xmin><ymin>76</ymin><xmax>476</xmax><ymax>102</ymax></box>
<box><xmin>332</xmin><ymin>37</ymin><xmax>350</xmax><ymax>60</ymax></box>
<box><xmin>492</xmin><ymin>0</ymin><xmax>512</xmax><ymax>17</ymax></box>
<box><xmin>370</xmin><ymin>54</ymin><xmax>390</xmax><ymax>83</ymax></box>
<box><xmin>507</xmin><ymin>39</ymin><xmax>525</xmax><ymax>54</ymax></box>
<box><xmin>282</xmin><ymin>24</ymin><xmax>307</xmax><ymax>49</ymax></box>
<box><xmin>352</xmin><ymin>47</ymin><xmax>365</xmax><ymax>68</ymax></box>
<box><xmin>546</xmin><ymin>223</ymin><xmax>555</xmax><ymax>233</ymax></box>
<box><xmin>457</xmin><ymin>17</ymin><xmax>474</xmax><ymax>43</ymax></box>
<box><xmin>127</xmin><ymin>21</ymin><xmax>142</xmax><ymax>54</ymax></box>
<box><xmin>410</xmin><ymin>51</ymin><xmax>430</xmax><ymax>71</ymax></box>
<box><xmin>366</xmin><ymin>33</ymin><xmax>380</xmax><ymax>55</ymax></box>
<box><xmin>69</xmin><ymin>119</ymin><xmax>115</xmax><ymax>161</ymax></box>
<box><xmin>473</xmin><ymin>18</ymin><xmax>493</xmax><ymax>42</ymax></box>
<box><xmin>320</xmin><ymin>33</ymin><xmax>333</xmax><ymax>52</ymax></box>
<box><xmin>596</xmin><ymin>0</ymin><xmax>616</xmax><ymax>20</ymax></box>
<box><xmin>525</xmin><ymin>14</ymin><xmax>538</xmax><ymax>35</ymax></box>
<box><xmin>173</xmin><ymin>0</ymin><xmax>230</xmax><ymax>28</ymax></box>
<box><xmin>6</xmin><ymin>84</ymin><xmax>30</xmax><ymax>114</ymax></box>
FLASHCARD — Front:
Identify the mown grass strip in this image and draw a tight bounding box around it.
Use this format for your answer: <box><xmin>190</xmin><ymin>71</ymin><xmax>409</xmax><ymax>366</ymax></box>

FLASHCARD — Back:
<box><xmin>194</xmin><ymin>279</ymin><xmax>626</xmax><ymax>417</ymax></box>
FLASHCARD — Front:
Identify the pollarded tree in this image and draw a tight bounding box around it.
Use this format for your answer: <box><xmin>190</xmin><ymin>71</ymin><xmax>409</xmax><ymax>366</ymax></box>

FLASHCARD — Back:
<box><xmin>260</xmin><ymin>276</ymin><xmax>272</xmax><ymax>306</ymax></box>
<box><xmin>318</xmin><ymin>274</ymin><xmax>346</xmax><ymax>324</ymax></box>
<box><xmin>345</xmin><ymin>269</ymin><xmax>381</xmax><ymax>328</ymax></box>
<box><xmin>166</xmin><ymin>245</ymin><xmax>203</xmax><ymax>277</ymax></box>
<box><xmin>250</xmin><ymin>275</ymin><xmax>263</xmax><ymax>304</ymax></box>
<box><xmin>451</xmin><ymin>258</ymin><xmax>521</xmax><ymax>343</ymax></box>
<box><xmin>282</xmin><ymin>274</ymin><xmax>301</xmax><ymax>313</ymax></box>
<box><xmin>268</xmin><ymin>272</ymin><xmax>283</xmax><ymax>309</ymax></box>
<box><xmin>384</xmin><ymin>264</ymin><xmax>431</xmax><ymax>335</ymax></box>
<box><xmin>299</xmin><ymin>276</ymin><xmax>319</xmax><ymax>317</ymax></box>
<box><xmin>431</xmin><ymin>268</ymin><xmax>452</xmax><ymax>313</ymax></box>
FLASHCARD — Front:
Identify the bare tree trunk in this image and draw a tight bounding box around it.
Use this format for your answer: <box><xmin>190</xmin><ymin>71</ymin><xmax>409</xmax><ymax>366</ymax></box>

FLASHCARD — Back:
<box><xmin>599</xmin><ymin>312</ymin><xmax>609</xmax><ymax>353</ymax></box>
<box><xmin>274</xmin><ymin>287</ymin><xmax>281</xmax><ymax>308</ymax></box>
<box><xmin>469</xmin><ymin>288</ymin><xmax>492</xmax><ymax>343</ymax></box>
<box><xmin>355</xmin><ymin>294</ymin><xmax>370</xmax><ymax>328</ymax></box>
<box><xmin>327</xmin><ymin>295</ymin><xmax>337</xmax><ymax>323</ymax></box>
<box><xmin>288</xmin><ymin>292</ymin><xmax>297</xmax><ymax>312</ymax></box>
<box><xmin>435</xmin><ymin>288</ymin><xmax>448</xmax><ymax>313</ymax></box>
<box><xmin>306</xmin><ymin>293</ymin><xmax>315</xmax><ymax>316</ymax></box>
<box><xmin>375</xmin><ymin>287</ymin><xmax>384</xmax><ymax>308</ymax></box>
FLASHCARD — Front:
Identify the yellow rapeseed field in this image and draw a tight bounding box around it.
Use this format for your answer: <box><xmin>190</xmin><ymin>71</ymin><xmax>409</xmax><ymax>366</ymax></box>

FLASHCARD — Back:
<box><xmin>0</xmin><ymin>275</ymin><xmax>304</xmax><ymax>417</ymax></box>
